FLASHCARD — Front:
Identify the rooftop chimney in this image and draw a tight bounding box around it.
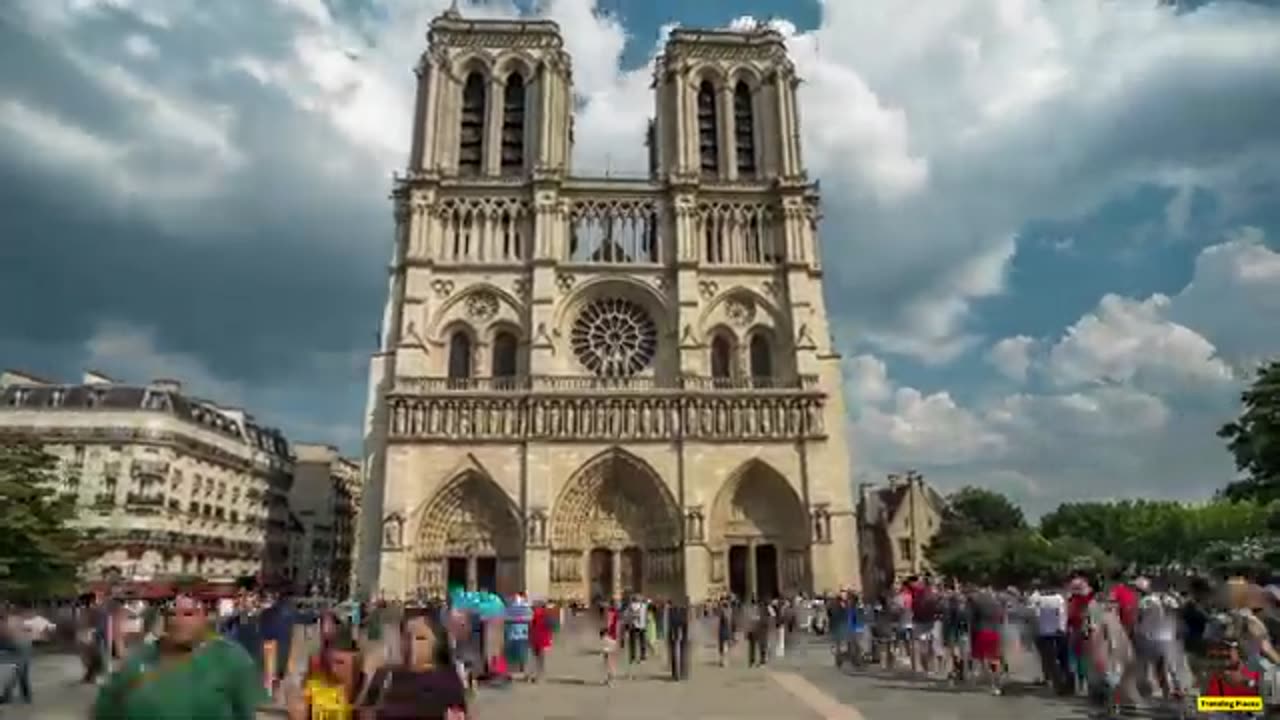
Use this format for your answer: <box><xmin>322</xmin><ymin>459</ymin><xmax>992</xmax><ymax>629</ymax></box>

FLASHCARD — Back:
<box><xmin>149</xmin><ymin>379</ymin><xmax>182</xmax><ymax>394</ymax></box>
<box><xmin>83</xmin><ymin>370</ymin><xmax>116</xmax><ymax>386</ymax></box>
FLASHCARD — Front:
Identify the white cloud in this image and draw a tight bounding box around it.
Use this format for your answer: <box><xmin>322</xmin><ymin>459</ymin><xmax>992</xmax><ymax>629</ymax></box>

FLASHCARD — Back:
<box><xmin>844</xmin><ymin>354</ymin><xmax>893</xmax><ymax>408</ymax></box>
<box><xmin>123</xmin><ymin>34</ymin><xmax>156</xmax><ymax>59</ymax></box>
<box><xmin>1045</xmin><ymin>293</ymin><xmax>1235</xmax><ymax>389</ymax></box>
<box><xmin>987</xmin><ymin>335</ymin><xmax>1036</xmax><ymax>383</ymax></box>
<box><xmin>3</xmin><ymin>0</ymin><xmax>1278</xmax><ymax>497</ymax></box>
<box><xmin>1170</xmin><ymin>227</ymin><xmax>1280</xmax><ymax>368</ymax></box>
<box><xmin>84</xmin><ymin>321</ymin><xmax>245</xmax><ymax>405</ymax></box>
<box><xmin>857</xmin><ymin>228</ymin><xmax>1277</xmax><ymax>513</ymax></box>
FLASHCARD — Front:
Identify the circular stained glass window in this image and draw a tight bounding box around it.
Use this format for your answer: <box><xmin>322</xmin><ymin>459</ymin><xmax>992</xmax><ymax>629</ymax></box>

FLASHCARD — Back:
<box><xmin>571</xmin><ymin>298</ymin><xmax>658</xmax><ymax>377</ymax></box>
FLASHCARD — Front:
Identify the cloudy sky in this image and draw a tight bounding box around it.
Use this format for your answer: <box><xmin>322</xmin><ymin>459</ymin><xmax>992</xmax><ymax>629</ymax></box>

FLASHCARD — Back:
<box><xmin>2</xmin><ymin>0</ymin><xmax>1278</xmax><ymax>516</ymax></box>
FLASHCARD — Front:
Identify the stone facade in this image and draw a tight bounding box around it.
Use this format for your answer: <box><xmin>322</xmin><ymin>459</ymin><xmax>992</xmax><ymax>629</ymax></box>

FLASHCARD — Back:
<box><xmin>357</xmin><ymin>11</ymin><xmax>859</xmax><ymax>602</ymax></box>
<box><xmin>289</xmin><ymin>443</ymin><xmax>361</xmax><ymax>596</ymax></box>
<box><xmin>0</xmin><ymin>370</ymin><xmax>294</xmax><ymax>585</ymax></box>
<box><xmin>858</xmin><ymin>472</ymin><xmax>945</xmax><ymax>598</ymax></box>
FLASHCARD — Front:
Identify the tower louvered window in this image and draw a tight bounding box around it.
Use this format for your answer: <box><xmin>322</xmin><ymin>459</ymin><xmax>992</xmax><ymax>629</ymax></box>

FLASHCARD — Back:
<box><xmin>459</xmin><ymin>72</ymin><xmax>486</xmax><ymax>174</ymax></box>
<box><xmin>501</xmin><ymin>73</ymin><xmax>525</xmax><ymax>174</ymax></box>
<box><xmin>734</xmin><ymin>81</ymin><xmax>756</xmax><ymax>177</ymax></box>
<box><xmin>697</xmin><ymin>81</ymin><xmax>719</xmax><ymax>176</ymax></box>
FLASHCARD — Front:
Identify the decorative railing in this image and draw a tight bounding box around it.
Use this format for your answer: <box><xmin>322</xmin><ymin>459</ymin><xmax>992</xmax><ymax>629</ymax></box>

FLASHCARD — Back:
<box><xmin>559</xmin><ymin>181</ymin><xmax>665</xmax><ymax>265</ymax></box>
<box><xmin>130</xmin><ymin>459</ymin><xmax>171</xmax><ymax>477</ymax></box>
<box><xmin>392</xmin><ymin>374</ymin><xmax>819</xmax><ymax>394</ymax></box>
<box><xmin>386</xmin><ymin>393</ymin><xmax>826</xmax><ymax>442</ymax></box>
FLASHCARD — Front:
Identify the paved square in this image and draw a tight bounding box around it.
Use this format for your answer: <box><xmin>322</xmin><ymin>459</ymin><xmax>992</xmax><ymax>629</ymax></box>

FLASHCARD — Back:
<box><xmin>5</xmin><ymin>622</ymin><xmax>1099</xmax><ymax>720</ymax></box>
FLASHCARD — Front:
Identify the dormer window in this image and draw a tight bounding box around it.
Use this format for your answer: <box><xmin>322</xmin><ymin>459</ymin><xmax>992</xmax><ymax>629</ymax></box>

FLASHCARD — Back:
<box><xmin>10</xmin><ymin>389</ymin><xmax>28</xmax><ymax>406</ymax></box>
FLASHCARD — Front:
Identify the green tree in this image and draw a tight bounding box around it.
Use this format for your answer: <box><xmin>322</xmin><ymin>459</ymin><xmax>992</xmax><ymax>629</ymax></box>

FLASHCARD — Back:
<box><xmin>0</xmin><ymin>442</ymin><xmax>86</xmax><ymax>598</ymax></box>
<box><xmin>931</xmin><ymin>531</ymin><xmax>1112</xmax><ymax>587</ymax></box>
<box><xmin>928</xmin><ymin>486</ymin><xmax>1027</xmax><ymax>561</ymax></box>
<box><xmin>1040</xmin><ymin>498</ymin><xmax>1267</xmax><ymax>570</ymax></box>
<box><xmin>1219</xmin><ymin>360</ymin><xmax>1280</xmax><ymax>504</ymax></box>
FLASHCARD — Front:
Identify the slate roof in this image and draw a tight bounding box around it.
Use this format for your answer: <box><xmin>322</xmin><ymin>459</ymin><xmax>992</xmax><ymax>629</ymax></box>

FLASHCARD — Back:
<box><xmin>1</xmin><ymin>377</ymin><xmax>290</xmax><ymax>458</ymax></box>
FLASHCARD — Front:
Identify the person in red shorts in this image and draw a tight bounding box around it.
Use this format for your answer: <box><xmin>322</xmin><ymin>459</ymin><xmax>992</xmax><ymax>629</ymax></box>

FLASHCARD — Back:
<box><xmin>970</xmin><ymin>586</ymin><xmax>1006</xmax><ymax>696</ymax></box>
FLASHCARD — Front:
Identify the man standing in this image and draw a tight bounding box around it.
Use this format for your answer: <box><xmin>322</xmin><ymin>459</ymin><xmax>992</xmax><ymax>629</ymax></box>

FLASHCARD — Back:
<box><xmin>625</xmin><ymin>594</ymin><xmax>648</xmax><ymax>667</ymax></box>
<box><xmin>1031</xmin><ymin>584</ymin><xmax>1068</xmax><ymax>692</ymax></box>
<box><xmin>93</xmin><ymin>590</ymin><xmax>267</xmax><ymax>719</ymax></box>
<box><xmin>666</xmin><ymin>597</ymin><xmax>691</xmax><ymax>681</ymax></box>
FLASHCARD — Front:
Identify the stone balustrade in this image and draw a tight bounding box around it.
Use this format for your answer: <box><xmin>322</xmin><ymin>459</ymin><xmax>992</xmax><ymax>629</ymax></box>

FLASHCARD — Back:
<box><xmin>386</xmin><ymin>388</ymin><xmax>826</xmax><ymax>442</ymax></box>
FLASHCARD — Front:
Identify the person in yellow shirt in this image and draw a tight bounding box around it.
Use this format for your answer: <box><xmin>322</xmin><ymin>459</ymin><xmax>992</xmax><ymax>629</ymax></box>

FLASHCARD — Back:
<box><xmin>288</xmin><ymin>628</ymin><xmax>364</xmax><ymax>720</ymax></box>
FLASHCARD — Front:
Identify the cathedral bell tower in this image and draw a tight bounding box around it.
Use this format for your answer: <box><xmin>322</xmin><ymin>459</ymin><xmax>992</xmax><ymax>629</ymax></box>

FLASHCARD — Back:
<box><xmin>360</xmin><ymin>12</ymin><xmax>860</xmax><ymax>602</ymax></box>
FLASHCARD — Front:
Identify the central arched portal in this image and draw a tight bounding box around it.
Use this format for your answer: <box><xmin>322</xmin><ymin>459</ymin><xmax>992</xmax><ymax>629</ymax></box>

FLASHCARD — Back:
<box><xmin>412</xmin><ymin>472</ymin><xmax>523</xmax><ymax>599</ymax></box>
<box><xmin>710</xmin><ymin>460</ymin><xmax>810</xmax><ymax>601</ymax></box>
<box><xmin>549</xmin><ymin>449</ymin><xmax>682</xmax><ymax>602</ymax></box>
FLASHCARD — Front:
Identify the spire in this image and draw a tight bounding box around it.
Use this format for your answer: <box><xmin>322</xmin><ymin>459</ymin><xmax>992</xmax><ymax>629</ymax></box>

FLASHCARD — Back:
<box><xmin>444</xmin><ymin>0</ymin><xmax>461</xmax><ymax>19</ymax></box>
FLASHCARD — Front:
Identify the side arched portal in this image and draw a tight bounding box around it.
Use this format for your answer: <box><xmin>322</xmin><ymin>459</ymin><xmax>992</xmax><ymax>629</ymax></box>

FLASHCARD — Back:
<box><xmin>549</xmin><ymin>449</ymin><xmax>682</xmax><ymax>602</ymax></box>
<box><xmin>710</xmin><ymin>460</ymin><xmax>810</xmax><ymax>600</ymax></box>
<box><xmin>412</xmin><ymin>472</ymin><xmax>522</xmax><ymax>599</ymax></box>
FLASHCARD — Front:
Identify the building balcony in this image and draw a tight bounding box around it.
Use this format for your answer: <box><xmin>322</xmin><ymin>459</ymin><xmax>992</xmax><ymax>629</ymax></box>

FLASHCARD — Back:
<box><xmin>392</xmin><ymin>374</ymin><xmax>818</xmax><ymax>395</ymax></box>
<box><xmin>131</xmin><ymin>459</ymin><xmax>170</xmax><ymax>478</ymax></box>
<box><xmin>125</xmin><ymin>493</ymin><xmax>166</xmax><ymax>507</ymax></box>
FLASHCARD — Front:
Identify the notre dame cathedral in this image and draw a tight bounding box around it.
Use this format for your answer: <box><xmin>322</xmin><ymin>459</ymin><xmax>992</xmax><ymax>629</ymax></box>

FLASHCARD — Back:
<box><xmin>357</xmin><ymin>8</ymin><xmax>860</xmax><ymax>603</ymax></box>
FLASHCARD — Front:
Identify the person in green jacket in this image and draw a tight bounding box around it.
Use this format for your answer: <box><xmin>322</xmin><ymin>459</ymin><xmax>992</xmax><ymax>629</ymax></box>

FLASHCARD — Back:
<box><xmin>92</xmin><ymin>591</ymin><xmax>267</xmax><ymax>720</ymax></box>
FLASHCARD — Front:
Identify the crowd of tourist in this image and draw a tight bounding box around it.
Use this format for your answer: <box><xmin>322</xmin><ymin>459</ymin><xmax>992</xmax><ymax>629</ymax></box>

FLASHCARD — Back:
<box><xmin>5</xmin><ymin>568</ymin><xmax>1280</xmax><ymax>718</ymax></box>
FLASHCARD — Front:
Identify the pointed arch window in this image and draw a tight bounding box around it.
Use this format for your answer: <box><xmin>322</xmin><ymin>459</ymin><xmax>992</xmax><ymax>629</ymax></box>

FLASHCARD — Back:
<box><xmin>733</xmin><ymin>81</ymin><xmax>756</xmax><ymax>177</ymax></box>
<box><xmin>491</xmin><ymin>330</ymin><xmax>518</xmax><ymax>386</ymax></box>
<box><xmin>447</xmin><ymin>331</ymin><xmax>473</xmax><ymax>385</ymax></box>
<box><xmin>710</xmin><ymin>334</ymin><xmax>734</xmax><ymax>386</ymax></box>
<box><xmin>697</xmin><ymin>81</ymin><xmax>720</xmax><ymax>176</ymax></box>
<box><xmin>501</xmin><ymin>73</ymin><xmax>526</xmax><ymax>174</ymax></box>
<box><xmin>459</xmin><ymin>72</ymin><xmax>487</xmax><ymax>175</ymax></box>
<box><xmin>749</xmin><ymin>334</ymin><xmax>773</xmax><ymax>387</ymax></box>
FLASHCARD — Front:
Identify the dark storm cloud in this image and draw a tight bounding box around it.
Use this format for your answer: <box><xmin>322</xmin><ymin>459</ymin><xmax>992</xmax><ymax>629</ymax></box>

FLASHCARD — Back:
<box><xmin>0</xmin><ymin>1</ymin><xmax>399</xmax><ymax>448</ymax></box>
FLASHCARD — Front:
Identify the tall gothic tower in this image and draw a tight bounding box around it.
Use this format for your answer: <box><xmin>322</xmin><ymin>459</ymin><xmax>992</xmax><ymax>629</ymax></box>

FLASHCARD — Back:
<box><xmin>357</xmin><ymin>12</ymin><xmax>859</xmax><ymax>602</ymax></box>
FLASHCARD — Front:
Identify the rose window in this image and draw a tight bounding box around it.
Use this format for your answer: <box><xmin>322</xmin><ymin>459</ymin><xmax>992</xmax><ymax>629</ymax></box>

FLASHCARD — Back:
<box><xmin>571</xmin><ymin>298</ymin><xmax>657</xmax><ymax>377</ymax></box>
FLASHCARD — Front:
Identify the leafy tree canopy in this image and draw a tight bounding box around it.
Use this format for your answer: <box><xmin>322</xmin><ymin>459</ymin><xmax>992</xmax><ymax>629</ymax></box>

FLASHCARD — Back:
<box><xmin>1038</xmin><ymin>498</ymin><xmax>1270</xmax><ymax>570</ymax></box>
<box><xmin>0</xmin><ymin>442</ymin><xmax>86</xmax><ymax>599</ymax></box>
<box><xmin>931</xmin><ymin>531</ymin><xmax>1113</xmax><ymax>588</ymax></box>
<box><xmin>928</xmin><ymin>486</ymin><xmax>1027</xmax><ymax>562</ymax></box>
<box><xmin>1219</xmin><ymin>360</ymin><xmax>1280</xmax><ymax>504</ymax></box>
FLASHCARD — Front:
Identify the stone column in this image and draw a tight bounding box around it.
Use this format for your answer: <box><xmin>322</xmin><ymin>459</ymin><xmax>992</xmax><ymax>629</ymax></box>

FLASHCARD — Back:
<box><xmin>746</xmin><ymin>541</ymin><xmax>758</xmax><ymax>600</ymax></box>
<box><xmin>612</xmin><ymin>548</ymin><xmax>623</xmax><ymax>600</ymax></box>
<box><xmin>717</xmin><ymin>84</ymin><xmax>733</xmax><ymax>180</ymax></box>
<box><xmin>466</xmin><ymin>556</ymin><xmax>478</xmax><ymax>592</ymax></box>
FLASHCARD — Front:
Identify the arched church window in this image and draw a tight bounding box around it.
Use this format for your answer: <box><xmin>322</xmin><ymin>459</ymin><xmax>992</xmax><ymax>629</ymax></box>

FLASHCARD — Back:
<box><xmin>448</xmin><ymin>331</ymin><xmax>473</xmax><ymax>384</ymax></box>
<box><xmin>501</xmin><ymin>73</ymin><xmax>526</xmax><ymax>174</ymax></box>
<box><xmin>710</xmin><ymin>335</ymin><xmax>733</xmax><ymax>385</ymax></box>
<box><xmin>491</xmin><ymin>330</ymin><xmax>518</xmax><ymax>385</ymax></box>
<box><xmin>459</xmin><ymin>72</ymin><xmax>487</xmax><ymax>175</ymax></box>
<box><xmin>749</xmin><ymin>333</ymin><xmax>773</xmax><ymax>387</ymax></box>
<box><xmin>733</xmin><ymin>81</ymin><xmax>756</xmax><ymax>177</ymax></box>
<box><xmin>697</xmin><ymin>81</ymin><xmax>720</xmax><ymax>176</ymax></box>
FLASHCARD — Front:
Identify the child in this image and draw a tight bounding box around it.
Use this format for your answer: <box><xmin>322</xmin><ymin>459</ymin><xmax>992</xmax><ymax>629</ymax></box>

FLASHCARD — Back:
<box><xmin>600</xmin><ymin>604</ymin><xmax>619</xmax><ymax>686</ymax></box>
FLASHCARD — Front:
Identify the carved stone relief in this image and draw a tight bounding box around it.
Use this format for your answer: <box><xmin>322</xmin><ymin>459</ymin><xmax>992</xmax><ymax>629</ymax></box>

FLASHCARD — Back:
<box><xmin>383</xmin><ymin>515</ymin><xmax>404</xmax><ymax>550</ymax></box>
<box><xmin>465</xmin><ymin>291</ymin><xmax>499</xmax><ymax>320</ymax></box>
<box><xmin>724</xmin><ymin>297</ymin><xmax>756</xmax><ymax>326</ymax></box>
<box><xmin>431</xmin><ymin>279</ymin><xmax>455</xmax><ymax>298</ymax></box>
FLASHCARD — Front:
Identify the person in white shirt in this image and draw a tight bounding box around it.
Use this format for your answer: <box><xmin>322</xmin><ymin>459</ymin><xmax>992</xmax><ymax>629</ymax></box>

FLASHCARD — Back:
<box><xmin>1131</xmin><ymin>577</ymin><xmax>1188</xmax><ymax>700</ymax></box>
<box><xmin>1031</xmin><ymin>587</ymin><xmax>1068</xmax><ymax>691</ymax></box>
